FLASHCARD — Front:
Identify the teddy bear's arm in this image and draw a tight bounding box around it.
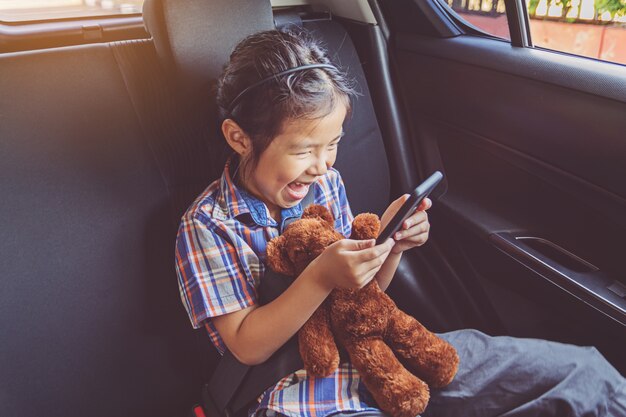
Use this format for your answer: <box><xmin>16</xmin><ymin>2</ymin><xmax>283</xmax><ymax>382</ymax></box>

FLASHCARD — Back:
<box><xmin>298</xmin><ymin>300</ymin><xmax>340</xmax><ymax>377</ymax></box>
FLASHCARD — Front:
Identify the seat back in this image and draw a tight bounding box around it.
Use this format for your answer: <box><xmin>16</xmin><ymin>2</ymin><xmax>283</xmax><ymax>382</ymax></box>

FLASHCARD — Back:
<box><xmin>0</xmin><ymin>41</ymin><xmax>199</xmax><ymax>417</ymax></box>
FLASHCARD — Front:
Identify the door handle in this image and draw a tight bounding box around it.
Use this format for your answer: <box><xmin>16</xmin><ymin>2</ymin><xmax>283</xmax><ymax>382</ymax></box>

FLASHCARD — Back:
<box><xmin>513</xmin><ymin>236</ymin><xmax>598</xmax><ymax>273</ymax></box>
<box><xmin>490</xmin><ymin>232</ymin><xmax>626</xmax><ymax>326</ymax></box>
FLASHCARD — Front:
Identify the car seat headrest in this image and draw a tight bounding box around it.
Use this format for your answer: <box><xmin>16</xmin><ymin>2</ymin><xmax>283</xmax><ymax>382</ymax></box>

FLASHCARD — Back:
<box><xmin>143</xmin><ymin>0</ymin><xmax>274</xmax><ymax>89</ymax></box>
<box><xmin>273</xmin><ymin>10</ymin><xmax>303</xmax><ymax>30</ymax></box>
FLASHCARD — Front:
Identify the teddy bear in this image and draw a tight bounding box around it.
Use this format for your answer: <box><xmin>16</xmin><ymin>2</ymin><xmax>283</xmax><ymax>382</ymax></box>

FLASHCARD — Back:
<box><xmin>265</xmin><ymin>205</ymin><xmax>460</xmax><ymax>417</ymax></box>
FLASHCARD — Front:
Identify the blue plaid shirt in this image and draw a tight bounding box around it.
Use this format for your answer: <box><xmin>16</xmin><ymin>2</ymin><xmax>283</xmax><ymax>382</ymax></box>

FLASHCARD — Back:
<box><xmin>175</xmin><ymin>159</ymin><xmax>379</xmax><ymax>417</ymax></box>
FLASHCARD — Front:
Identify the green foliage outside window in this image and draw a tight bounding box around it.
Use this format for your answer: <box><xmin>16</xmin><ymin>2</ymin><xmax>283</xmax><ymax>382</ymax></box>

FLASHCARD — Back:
<box><xmin>594</xmin><ymin>0</ymin><xmax>626</xmax><ymax>19</ymax></box>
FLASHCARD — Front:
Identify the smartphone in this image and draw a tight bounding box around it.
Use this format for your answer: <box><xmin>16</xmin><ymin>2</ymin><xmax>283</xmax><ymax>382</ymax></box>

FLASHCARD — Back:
<box><xmin>376</xmin><ymin>171</ymin><xmax>443</xmax><ymax>245</ymax></box>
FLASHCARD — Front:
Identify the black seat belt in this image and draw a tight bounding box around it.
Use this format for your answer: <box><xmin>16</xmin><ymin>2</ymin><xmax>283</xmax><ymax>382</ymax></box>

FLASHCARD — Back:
<box><xmin>202</xmin><ymin>187</ymin><xmax>315</xmax><ymax>417</ymax></box>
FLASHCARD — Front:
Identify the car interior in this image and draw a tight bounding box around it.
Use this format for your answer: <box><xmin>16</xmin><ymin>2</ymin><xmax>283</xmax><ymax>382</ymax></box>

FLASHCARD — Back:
<box><xmin>1</xmin><ymin>0</ymin><xmax>625</xmax><ymax>416</ymax></box>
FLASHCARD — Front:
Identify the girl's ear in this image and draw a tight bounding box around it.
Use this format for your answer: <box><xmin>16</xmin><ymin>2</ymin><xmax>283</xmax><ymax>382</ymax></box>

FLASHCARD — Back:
<box><xmin>266</xmin><ymin>236</ymin><xmax>295</xmax><ymax>276</ymax></box>
<box><xmin>222</xmin><ymin>118</ymin><xmax>252</xmax><ymax>157</ymax></box>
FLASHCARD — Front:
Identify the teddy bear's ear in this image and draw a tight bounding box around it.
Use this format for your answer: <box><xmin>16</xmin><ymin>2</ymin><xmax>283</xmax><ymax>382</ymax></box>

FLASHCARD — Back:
<box><xmin>265</xmin><ymin>235</ymin><xmax>296</xmax><ymax>276</ymax></box>
<box><xmin>302</xmin><ymin>205</ymin><xmax>334</xmax><ymax>228</ymax></box>
<box><xmin>350</xmin><ymin>213</ymin><xmax>381</xmax><ymax>240</ymax></box>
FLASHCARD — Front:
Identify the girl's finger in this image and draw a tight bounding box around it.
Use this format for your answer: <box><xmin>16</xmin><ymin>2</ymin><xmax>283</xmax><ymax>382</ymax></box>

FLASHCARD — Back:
<box><xmin>338</xmin><ymin>238</ymin><xmax>375</xmax><ymax>252</ymax></box>
<box><xmin>402</xmin><ymin>211</ymin><xmax>428</xmax><ymax>230</ymax></box>
<box><xmin>417</xmin><ymin>197</ymin><xmax>432</xmax><ymax>211</ymax></box>
<box><xmin>357</xmin><ymin>253</ymin><xmax>389</xmax><ymax>278</ymax></box>
<box><xmin>352</xmin><ymin>239</ymin><xmax>394</xmax><ymax>263</ymax></box>
<box><xmin>395</xmin><ymin>231</ymin><xmax>429</xmax><ymax>250</ymax></box>
<box><xmin>358</xmin><ymin>270</ymin><xmax>378</xmax><ymax>289</ymax></box>
<box><xmin>355</xmin><ymin>241</ymin><xmax>393</xmax><ymax>272</ymax></box>
<box><xmin>396</xmin><ymin>222</ymin><xmax>429</xmax><ymax>240</ymax></box>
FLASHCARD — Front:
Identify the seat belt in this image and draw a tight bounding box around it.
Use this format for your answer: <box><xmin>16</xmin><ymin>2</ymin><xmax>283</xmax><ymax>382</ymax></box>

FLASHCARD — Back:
<box><xmin>203</xmin><ymin>187</ymin><xmax>315</xmax><ymax>417</ymax></box>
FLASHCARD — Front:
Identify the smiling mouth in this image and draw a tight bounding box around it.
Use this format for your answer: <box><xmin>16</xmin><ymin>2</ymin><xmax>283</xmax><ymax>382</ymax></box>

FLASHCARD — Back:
<box><xmin>286</xmin><ymin>181</ymin><xmax>311</xmax><ymax>200</ymax></box>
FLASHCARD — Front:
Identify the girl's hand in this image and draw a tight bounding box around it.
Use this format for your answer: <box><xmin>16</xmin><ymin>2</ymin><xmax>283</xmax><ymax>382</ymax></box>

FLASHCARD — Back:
<box><xmin>308</xmin><ymin>238</ymin><xmax>395</xmax><ymax>290</ymax></box>
<box><xmin>380</xmin><ymin>195</ymin><xmax>432</xmax><ymax>255</ymax></box>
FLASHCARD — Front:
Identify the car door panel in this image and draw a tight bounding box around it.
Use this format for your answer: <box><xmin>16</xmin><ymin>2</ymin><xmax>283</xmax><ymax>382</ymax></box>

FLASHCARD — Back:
<box><xmin>390</xmin><ymin>32</ymin><xmax>626</xmax><ymax>371</ymax></box>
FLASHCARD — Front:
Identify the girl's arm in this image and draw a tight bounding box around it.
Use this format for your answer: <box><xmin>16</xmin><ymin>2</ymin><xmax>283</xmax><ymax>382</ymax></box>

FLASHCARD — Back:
<box><xmin>376</xmin><ymin>251</ymin><xmax>403</xmax><ymax>291</ymax></box>
<box><xmin>213</xmin><ymin>263</ymin><xmax>332</xmax><ymax>365</ymax></box>
<box><xmin>213</xmin><ymin>238</ymin><xmax>394</xmax><ymax>365</ymax></box>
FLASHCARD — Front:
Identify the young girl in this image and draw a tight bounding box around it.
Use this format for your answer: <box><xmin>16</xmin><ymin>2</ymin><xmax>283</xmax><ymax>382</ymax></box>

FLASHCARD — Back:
<box><xmin>176</xmin><ymin>29</ymin><xmax>626</xmax><ymax>417</ymax></box>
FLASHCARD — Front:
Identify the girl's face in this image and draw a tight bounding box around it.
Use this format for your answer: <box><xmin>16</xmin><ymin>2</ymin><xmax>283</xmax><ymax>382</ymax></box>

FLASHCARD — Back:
<box><xmin>244</xmin><ymin>103</ymin><xmax>347</xmax><ymax>220</ymax></box>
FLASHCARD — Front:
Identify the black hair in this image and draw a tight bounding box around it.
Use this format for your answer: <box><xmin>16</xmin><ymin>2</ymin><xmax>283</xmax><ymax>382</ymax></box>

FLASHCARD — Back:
<box><xmin>215</xmin><ymin>28</ymin><xmax>356</xmax><ymax>177</ymax></box>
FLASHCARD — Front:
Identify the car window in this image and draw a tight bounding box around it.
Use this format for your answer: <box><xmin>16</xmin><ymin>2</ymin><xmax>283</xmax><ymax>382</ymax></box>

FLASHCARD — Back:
<box><xmin>442</xmin><ymin>0</ymin><xmax>625</xmax><ymax>66</ymax></box>
<box><xmin>445</xmin><ymin>0</ymin><xmax>511</xmax><ymax>40</ymax></box>
<box><xmin>0</xmin><ymin>0</ymin><xmax>143</xmax><ymax>22</ymax></box>
<box><xmin>527</xmin><ymin>0</ymin><xmax>626</xmax><ymax>65</ymax></box>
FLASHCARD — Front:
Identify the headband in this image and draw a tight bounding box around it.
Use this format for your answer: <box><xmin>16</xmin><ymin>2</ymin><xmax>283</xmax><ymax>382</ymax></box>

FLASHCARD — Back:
<box><xmin>227</xmin><ymin>63</ymin><xmax>337</xmax><ymax>113</ymax></box>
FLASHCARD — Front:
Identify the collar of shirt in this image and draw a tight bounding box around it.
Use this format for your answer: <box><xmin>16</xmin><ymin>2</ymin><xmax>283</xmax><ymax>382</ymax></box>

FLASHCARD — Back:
<box><xmin>214</xmin><ymin>157</ymin><xmax>303</xmax><ymax>231</ymax></box>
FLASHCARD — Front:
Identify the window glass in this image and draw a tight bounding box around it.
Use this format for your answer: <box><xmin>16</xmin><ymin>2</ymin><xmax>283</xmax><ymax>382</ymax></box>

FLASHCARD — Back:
<box><xmin>527</xmin><ymin>0</ymin><xmax>626</xmax><ymax>65</ymax></box>
<box><xmin>0</xmin><ymin>0</ymin><xmax>143</xmax><ymax>22</ymax></box>
<box><xmin>447</xmin><ymin>0</ymin><xmax>511</xmax><ymax>40</ymax></box>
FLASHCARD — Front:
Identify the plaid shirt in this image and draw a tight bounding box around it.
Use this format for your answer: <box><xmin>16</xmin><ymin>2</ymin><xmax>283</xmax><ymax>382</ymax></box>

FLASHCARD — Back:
<box><xmin>175</xmin><ymin>159</ymin><xmax>379</xmax><ymax>417</ymax></box>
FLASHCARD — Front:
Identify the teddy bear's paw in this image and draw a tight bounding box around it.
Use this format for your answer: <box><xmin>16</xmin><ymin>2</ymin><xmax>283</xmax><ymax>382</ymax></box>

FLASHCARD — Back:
<box><xmin>350</xmin><ymin>213</ymin><xmax>380</xmax><ymax>240</ymax></box>
<box><xmin>413</xmin><ymin>342</ymin><xmax>460</xmax><ymax>388</ymax></box>
<box><xmin>377</xmin><ymin>376</ymin><xmax>430</xmax><ymax>417</ymax></box>
<box><xmin>394</xmin><ymin>396</ymin><xmax>429</xmax><ymax>417</ymax></box>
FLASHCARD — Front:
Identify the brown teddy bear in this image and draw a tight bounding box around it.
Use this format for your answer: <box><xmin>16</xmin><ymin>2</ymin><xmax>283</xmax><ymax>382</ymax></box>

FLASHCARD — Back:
<box><xmin>265</xmin><ymin>205</ymin><xmax>459</xmax><ymax>417</ymax></box>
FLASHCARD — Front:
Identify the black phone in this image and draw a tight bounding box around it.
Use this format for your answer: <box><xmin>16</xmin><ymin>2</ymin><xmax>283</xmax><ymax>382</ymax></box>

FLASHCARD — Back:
<box><xmin>376</xmin><ymin>171</ymin><xmax>443</xmax><ymax>245</ymax></box>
